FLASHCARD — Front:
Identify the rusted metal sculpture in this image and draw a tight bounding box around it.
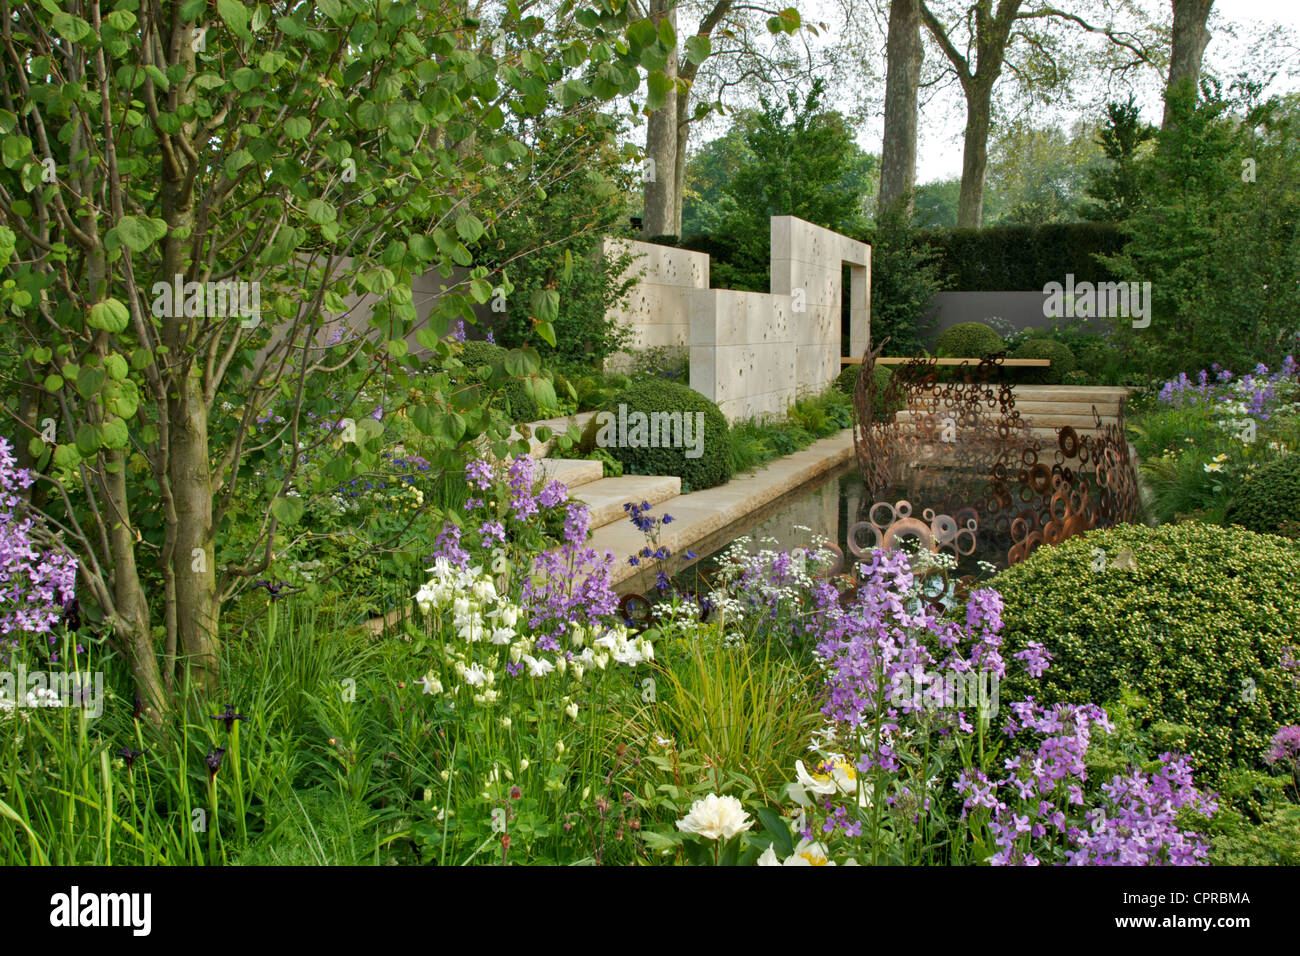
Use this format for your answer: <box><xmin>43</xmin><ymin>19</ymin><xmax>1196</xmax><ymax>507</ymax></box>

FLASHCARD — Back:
<box><xmin>849</xmin><ymin>347</ymin><xmax>1139</xmax><ymax>570</ymax></box>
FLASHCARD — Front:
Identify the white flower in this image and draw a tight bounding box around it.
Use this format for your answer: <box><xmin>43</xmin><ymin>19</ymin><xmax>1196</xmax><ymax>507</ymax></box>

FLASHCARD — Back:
<box><xmin>757</xmin><ymin>844</ymin><xmax>782</xmax><ymax>866</ymax></box>
<box><xmin>564</xmin><ymin>700</ymin><xmax>579</xmax><ymax>720</ymax></box>
<box><xmin>789</xmin><ymin>756</ymin><xmax>863</xmax><ymax>808</ymax></box>
<box><xmin>418</xmin><ymin>672</ymin><xmax>443</xmax><ymax>695</ymax></box>
<box><xmin>472</xmin><ymin>577</ymin><xmax>497</xmax><ymax>603</ymax></box>
<box><xmin>521</xmin><ymin>654</ymin><xmax>554</xmax><ymax>678</ymax></box>
<box><xmin>491</xmin><ymin>627</ymin><xmax>515</xmax><ymax>645</ymax></box>
<box><xmin>675</xmin><ymin>793</ymin><xmax>753</xmax><ymax>841</ymax></box>
<box><xmin>462</xmin><ymin>663</ymin><xmax>488</xmax><ymax>687</ymax></box>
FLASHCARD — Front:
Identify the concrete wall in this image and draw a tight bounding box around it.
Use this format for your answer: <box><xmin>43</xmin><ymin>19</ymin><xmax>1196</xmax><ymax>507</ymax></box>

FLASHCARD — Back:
<box><xmin>605</xmin><ymin>216</ymin><xmax>870</xmax><ymax>422</ymax></box>
<box><xmin>922</xmin><ymin>291</ymin><xmax>1055</xmax><ymax>344</ymax></box>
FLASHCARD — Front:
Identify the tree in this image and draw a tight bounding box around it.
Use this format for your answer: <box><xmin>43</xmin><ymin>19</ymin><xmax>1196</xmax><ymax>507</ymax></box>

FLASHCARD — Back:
<box><xmin>986</xmin><ymin>121</ymin><xmax>1104</xmax><ymax>224</ymax></box>
<box><xmin>1163</xmin><ymin>0</ymin><xmax>1214</xmax><ymax>128</ymax></box>
<box><xmin>642</xmin><ymin>0</ymin><xmax>681</xmax><ymax>238</ymax></box>
<box><xmin>0</xmin><ymin>0</ymin><xmax>666</xmax><ymax>719</ymax></box>
<box><xmin>919</xmin><ymin>0</ymin><xmax>1164</xmax><ymax>228</ymax></box>
<box><xmin>878</xmin><ymin>0</ymin><xmax>925</xmax><ymax>214</ymax></box>
<box><xmin>1102</xmin><ymin>82</ymin><xmax>1300</xmax><ymax>376</ymax></box>
<box><xmin>1078</xmin><ymin>96</ymin><xmax>1157</xmax><ymax>221</ymax></box>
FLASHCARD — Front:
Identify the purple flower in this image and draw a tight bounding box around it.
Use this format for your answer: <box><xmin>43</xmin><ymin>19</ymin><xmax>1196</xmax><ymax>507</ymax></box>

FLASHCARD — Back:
<box><xmin>1266</xmin><ymin>725</ymin><xmax>1300</xmax><ymax>770</ymax></box>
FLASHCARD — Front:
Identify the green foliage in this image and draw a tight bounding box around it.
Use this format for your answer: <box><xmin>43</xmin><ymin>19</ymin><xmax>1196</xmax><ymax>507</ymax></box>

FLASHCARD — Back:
<box><xmin>835</xmin><ymin>363</ymin><xmax>905</xmax><ymax>418</ymax></box>
<box><xmin>1010</xmin><ymin>338</ymin><xmax>1076</xmax><ymax>384</ymax></box>
<box><xmin>934</xmin><ymin>322</ymin><xmax>1005</xmax><ymax>359</ymax></box>
<box><xmin>486</xmin><ymin>123</ymin><xmax>639</xmax><ymax>364</ymax></box>
<box><xmin>726</xmin><ymin>388</ymin><xmax>852</xmax><ymax>475</ymax></box>
<box><xmin>986</xmin><ymin>121</ymin><xmax>1106</xmax><ymax>225</ymax></box>
<box><xmin>599</xmin><ymin>380</ymin><xmax>731</xmax><ymax>491</ymax></box>
<box><xmin>1226</xmin><ymin>453</ymin><xmax>1300</xmax><ymax>539</ymax></box>
<box><xmin>682</xmin><ymin>78</ymin><xmax>874</xmax><ymax>293</ymax></box>
<box><xmin>1100</xmin><ymin>83</ymin><xmax>1300</xmax><ymax>376</ymax></box>
<box><xmin>453</xmin><ymin>340</ymin><xmax>542</xmax><ymax>424</ymax></box>
<box><xmin>1078</xmin><ymin>96</ymin><xmax>1158</xmax><ymax>222</ymax></box>
<box><xmin>995</xmin><ymin>522</ymin><xmax>1300</xmax><ymax>785</ymax></box>
<box><xmin>853</xmin><ymin>201</ymin><xmax>943</xmax><ymax>356</ymax></box>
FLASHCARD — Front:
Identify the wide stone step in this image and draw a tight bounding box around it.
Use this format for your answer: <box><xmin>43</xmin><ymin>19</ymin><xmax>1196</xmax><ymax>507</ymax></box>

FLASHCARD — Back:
<box><xmin>895</xmin><ymin>410</ymin><xmax>1119</xmax><ymax>430</ymax></box>
<box><xmin>570</xmin><ymin>474</ymin><xmax>682</xmax><ymax>531</ymax></box>
<box><xmin>537</xmin><ymin>457</ymin><xmax>604</xmax><ymax>490</ymax></box>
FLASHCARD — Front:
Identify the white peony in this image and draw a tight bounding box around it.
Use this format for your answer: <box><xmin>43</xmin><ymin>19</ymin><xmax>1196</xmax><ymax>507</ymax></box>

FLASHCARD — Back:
<box><xmin>676</xmin><ymin>793</ymin><xmax>753</xmax><ymax>841</ymax></box>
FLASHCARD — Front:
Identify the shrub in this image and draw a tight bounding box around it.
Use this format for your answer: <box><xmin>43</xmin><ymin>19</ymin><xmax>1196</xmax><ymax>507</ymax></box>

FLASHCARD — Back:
<box><xmin>934</xmin><ymin>321</ymin><xmax>1004</xmax><ymax>359</ymax></box>
<box><xmin>455</xmin><ymin>340</ymin><xmax>540</xmax><ymax>423</ymax></box>
<box><xmin>1063</xmin><ymin>369</ymin><xmax>1092</xmax><ymax>386</ymax></box>
<box><xmin>1011</xmin><ymin>338</ymin><xmax>1077</xmax><ymax>384</ymax></box>
<box><xmin>597</xmin><ymin>380</ymin><xmax>732</xmax><ymax>492</ymax></box>
<box><xmin>835</xmin><ymin>363</ymin><xmax>906</xmax><ymax>419</ymax></box>
<box><xmin>1226</xmin><ymin>454</ymin><xmax>1300</xmax><ymax>539</ymax></box>
<box><xmin>995</xmin><ymin>522</ymin><xmax>1300</xmax><ymax>785</ymax></box>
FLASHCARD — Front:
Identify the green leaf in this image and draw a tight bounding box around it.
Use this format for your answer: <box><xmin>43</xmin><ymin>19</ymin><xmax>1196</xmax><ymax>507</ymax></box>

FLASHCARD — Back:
<box><xmin>51</xmin><ymin>12</ymin><xmax>95</xmax><ymax>44</ymax></box>
<box><xmin>535</xmin><ymin>321</ymin><xmax>556</xmax><ymax>348</ymax></box>
<box><xmin>270</xmin><ymin>496</ymin><xmax>305</xmax><ymax>525</ymax></box>
<box><xmin>43</xmin><ymin>374</ymin><xmax>63</xmax><ymax>392</ymax></box>
<box><xmin>224</xmin><ymin>149</ymin><xmax>254</xmax><ymax>177</ymax></box>
<box><xmin>2</xmin><ymin>134</ymin><xmax>33</xmax><ymax>169</ymax></box>
<box><xmin>88</xmin><ymin>298</ymin><xmax>131</xmax><ymax>333</ymax></box>
<box><xmin>386</xmin><ymin>338</ymin><xmax>408</xmax><ymax>359</ymax></box>
<box><xmin>306</xmin><ymin>198</ymin><xmax>336</xmax><ymax>225</ymax></box>
<box><xmin>217</xmin><ymin>0</ymin><xmax>251</xmax><ymax>40</ymax></box>
<box><xmin>455</xmin><ymin>214</ymin><xmax>485</xmax><ymax>243</ymax></box>
<box><xmin>684</xmin><ymin>35</ymin><xmax>711</xmax><ymax>65</ymax></box>
<box><xmin>530</xmin><ymin>288</ymin><xmax>559</xmax><ymax>323</ymax></box>
<box><xmin>100</xmin><ymin>418</ymin><xmax>129</xmax><ymax>449</ymax></box>
<box><xmin>284</xmin><ymin>116</ymin><xmax>311</xmax><ymax>140</ymax></box>
<box><xmin>754</xmin><ymin>807</ymin><xmax>793</xmax><ymax>858</ymax></box>
<box><xmin>75</xmin><ymin>423</ymin><xmax>101</xmax><ymax>456</ymax></box>
<box><xmin>115</xmin><ymin>216</ymin><xmax>167</xmax><ymax>252</ymax></box>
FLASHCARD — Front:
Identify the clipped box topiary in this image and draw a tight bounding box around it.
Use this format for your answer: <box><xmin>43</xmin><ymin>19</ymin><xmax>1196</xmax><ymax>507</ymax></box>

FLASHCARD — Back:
<box><xmin>934</xmin><ymin>321</ymin><xmax>1005</xmax><ymax>360</ymax></box>
<box><xmin>595</xmin><ymin>379</ymin><xmax>731</xmax><ymax>492</ymax></box>
<box><xmin>1010</xmin><ymin>338</ymin><xmax>1077</xmax><ymax>384</ymax></box>
<box><xmin>994</xmin><ymin>521</ymin><xmax>1300</xmax><ymax>786</ymax></box>
<box><xmin>1226</xmin><ymin>453</ymin><xmax>1300</xmax><ymax>539</ymax></box>
<box><xmin>455</xmin><ymin>340</ymin><xmax>540</xmax><ymax>424</ymax></box>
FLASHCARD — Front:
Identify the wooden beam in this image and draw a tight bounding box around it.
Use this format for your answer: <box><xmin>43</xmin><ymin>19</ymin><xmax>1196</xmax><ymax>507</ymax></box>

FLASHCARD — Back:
<box><xmin>840</xmin><ymin>356</ymin><xmax>1051</xmax><ymax>367</ymax></box>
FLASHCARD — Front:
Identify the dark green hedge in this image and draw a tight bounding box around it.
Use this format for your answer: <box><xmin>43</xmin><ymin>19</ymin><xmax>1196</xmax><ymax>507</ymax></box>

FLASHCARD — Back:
<box><xmin>917</xmin><ymin>222</ymin><xmax>1125</xmax><ymax>291</ymax></box>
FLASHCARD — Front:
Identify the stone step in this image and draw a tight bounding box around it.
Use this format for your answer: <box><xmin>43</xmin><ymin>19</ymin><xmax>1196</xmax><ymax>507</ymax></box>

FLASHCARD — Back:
<box><xmin>509</xmin><ymin>411</ymin><xmax>596</xmax><ymax>457</ymax></box>
<box><xmin>570</xmin><ymin>474</ymin><xmax>682</xmax><ymax>532</ymax></box>
<box><xmin>537</xmin><ymin>457</ymin><xmax>604</xmax><ymax>490</ymax></box>
<box><xmin>896</xmin><ymin>410</ymin><xmax>1119</xmax><ymax>430</ymax></box>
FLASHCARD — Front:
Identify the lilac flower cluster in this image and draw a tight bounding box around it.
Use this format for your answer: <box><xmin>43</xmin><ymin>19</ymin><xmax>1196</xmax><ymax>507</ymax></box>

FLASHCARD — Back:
<box><xmin>1266</xmin><ymin>725</ymin><xmax>1300</xmax><ymax>772</ymax></box>
<box><xmin>1157</xmin><ymin>358</ymin><xmax>1297</xmax><ymax>421</ymax></box>
<box><xmin>809</xmin><ymin>549</ymin><xmax>1217</xmax><ymax>865</ymax></box>
<box><xmin>1067</xmin><ymin>755</ymin><xmax>1218</xmax><ymax>866</ymax></box>
<box><xmin>0</xmin><ymin>437</ymin><xmax>78</xmax><ymax>651</ymax></box>
<box><xmin>520</xmin><ymin>500</ymin><xmax>619</xmax><ymax>633</ymax></box>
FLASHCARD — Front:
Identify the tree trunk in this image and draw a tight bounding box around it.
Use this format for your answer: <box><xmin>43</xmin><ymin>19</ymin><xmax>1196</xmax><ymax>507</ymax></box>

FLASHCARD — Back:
<box><xmin>1162</xmin><ymin>0</ymin><xmax>1214</xmax><ymax>127</ymax></box>
<box><xmin>878</xmin><ymin>0</ymin><xmax>923</xmax><ymax>215</ymax></box>
<box><xmin>673</xmin><ymin>91</ymin><xmax>689</xmax><ymax>235</ymax></box>
<box><xmin>168</xmin><ymin>385</ymin><xmax>220</xmax><ymax>692</ymax></box>
<box><xmin>957</xmin><ymin>80</ymin><xmax>993</xmax><ymax>228</ymax></box>
<box><xmin>642</xmin><ymin>0</ymin><xmax>678</xmax><ymax>239</ymax></box>
<box><xmin>160</xmin><ymin>21</ymin><xmax>220</xmax><ymax>694</ymax></box>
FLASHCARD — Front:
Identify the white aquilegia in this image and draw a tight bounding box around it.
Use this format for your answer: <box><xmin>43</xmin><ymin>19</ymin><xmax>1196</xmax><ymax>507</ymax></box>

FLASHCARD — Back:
<box><xmin>789</xmin><ymin>756</ymin><xmax>864</xmax><ymax>807</ymax></box>
<box><xmin>676</xmin><ymin>793</ymin><xmax>753</xmax><ymax>841</ymax></box>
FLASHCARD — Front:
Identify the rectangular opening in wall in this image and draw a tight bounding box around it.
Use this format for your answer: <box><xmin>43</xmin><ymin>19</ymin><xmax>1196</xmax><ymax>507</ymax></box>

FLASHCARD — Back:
<box><xmin>841</xmin><ymin>262</ymin><xmax>852</xmax><ymax>357</ymax></box>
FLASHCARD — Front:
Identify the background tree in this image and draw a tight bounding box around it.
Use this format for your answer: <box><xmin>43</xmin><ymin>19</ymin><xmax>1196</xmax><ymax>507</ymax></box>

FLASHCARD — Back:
<box><xmin>1163</xmin><ymin>0</ymin><xmax>1214</xmax><ymax>127</ymax></box>
<box><xmin>878</xmin><ymin>0</ymin><xmax>925</xmax><ymax>214</ymax></box>
<box><xmin>1078</xmin><ymin>96</ymin><xmax>1157</xmax><ymax>221</ymax></box>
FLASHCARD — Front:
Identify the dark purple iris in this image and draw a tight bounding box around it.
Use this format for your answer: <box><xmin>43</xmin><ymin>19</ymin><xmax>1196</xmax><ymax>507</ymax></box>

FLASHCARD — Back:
<box><xmin>210</xmin><ymin>704</ymin><xmax>247</xmax><ymax>732</ymax></box>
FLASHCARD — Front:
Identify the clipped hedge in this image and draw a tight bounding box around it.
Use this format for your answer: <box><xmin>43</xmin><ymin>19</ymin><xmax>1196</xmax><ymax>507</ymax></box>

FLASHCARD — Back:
<box><xmin>935</xmin><ymin>321</ymin><xmax>1005</xmax><ymax>359</ymax></box>
<box><xmin>1011</xmin><ymin>339</ymin><xmax>1077</xmax><ymax>384</ymax></box>
<box><xmin>455</xmin><ymin>340</ymin><xmax>540</xmax><ymax>424</ymax></box>
<box><xmin>835</xmin><ymin>363</ymin><xmax>906</xmax><ymax>419</ymax></box>
<box><xmin>995</xmin><ymin>522</ymin><xmax>1300</xmax><ymax>785</ymax></box>
<box><xmin>1226</xmin><ymin>454</ymin><xmax>1300</xmax><ymax>539</ymax></box>
<box><xmin>596</xmin><ymin>380</ymin><xmax>731</xmax><ymax>492</ymax></box>
<box><xmin>919</xmin><ymin>222</ymin><xmax>1125</xmax><ymax>291</ymax></box>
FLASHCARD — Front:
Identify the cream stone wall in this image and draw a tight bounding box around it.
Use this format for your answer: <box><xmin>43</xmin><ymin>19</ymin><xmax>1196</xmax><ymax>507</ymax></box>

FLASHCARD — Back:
<box><xmin>604</xmin><ymin>217</ymin><xmax>869</xmax><ymax>422</ymax></box>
